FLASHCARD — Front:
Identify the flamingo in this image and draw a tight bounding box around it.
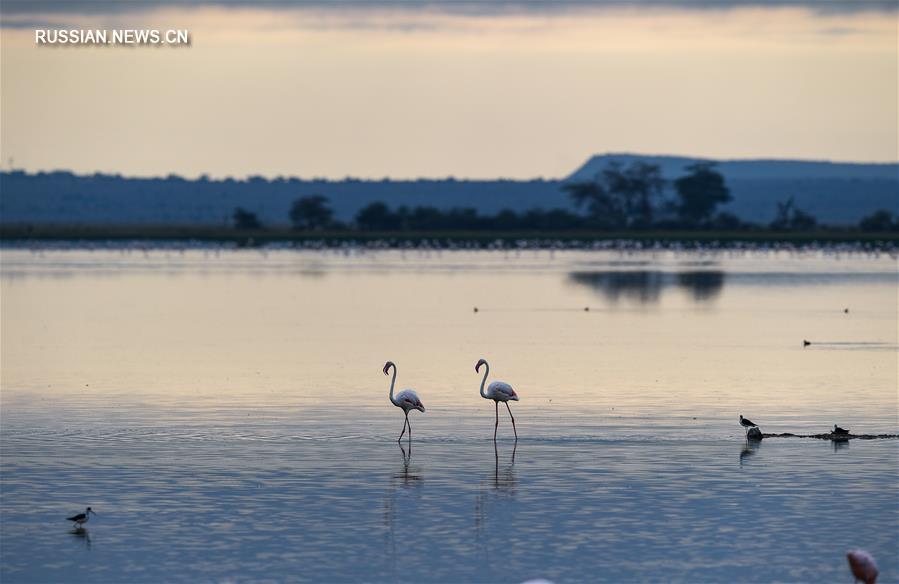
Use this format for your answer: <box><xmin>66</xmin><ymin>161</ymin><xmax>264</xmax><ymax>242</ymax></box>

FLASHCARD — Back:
<box><xmin>383</xmin><ymin>361</ymin><xmax>425</xmax><ymax>442</ymax></box>
<box><xmin>475</xmin><ymin>358</ymin><xmax>519</xmax><ymax>440</ymax></box>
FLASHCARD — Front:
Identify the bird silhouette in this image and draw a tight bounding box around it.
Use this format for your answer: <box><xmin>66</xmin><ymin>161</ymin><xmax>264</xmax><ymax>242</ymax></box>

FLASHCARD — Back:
<box><xmin>66</xmin><ymin>507</ymin><xmax>96</xmax><ymax>528</ymax></box>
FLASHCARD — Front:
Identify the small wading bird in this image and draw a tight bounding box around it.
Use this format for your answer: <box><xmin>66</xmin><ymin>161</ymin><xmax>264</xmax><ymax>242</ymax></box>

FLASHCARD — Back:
<box><xmin>66</xmin><ymin>507</ymin><xmax>96</xmax><ymax>528</ymax></box>
<box><xmin>739</xmin><ymin>415</ymin><xmax>758</xmax><ymax>434</ymax></box>
<box><xmin>847</xmin><ymin>548</ymin><xmax>878</xmax><ymax>584</ymax></box>
<box><xmin>833</xmin><ymin>424</ymin><xmax>850</xmax><ymax>435</ymax></box>
<box><xmin>476</xmin><ymin>358</ymin><xmax>519</xmax><ymax>440</ymax></box>
<box><xmin>383</xmin><ymin>361</ymin><xmax>425</xmax><ymax>442</ymax></box>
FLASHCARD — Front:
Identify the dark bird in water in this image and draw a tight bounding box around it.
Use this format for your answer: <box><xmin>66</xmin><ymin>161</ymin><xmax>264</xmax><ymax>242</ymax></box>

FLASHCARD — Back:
<box><xmin>739</xmin><ymin>415</ymin><xmax>757</xmax><ymax>429</ymax></box>
<box><xmin>847</xmin><ymin>548</ymin><xmax>879</xmax><ymax>584</ymax></box>
<box><xmin>584</xmin><ymin>307</ymin><xmax>590</xmax><ymax>312</ymax></box>
<box><xmin>473</xmin><ymin>307</ymin><xmax>478</xmax><ymax>313</ymax></box>
<box><xmin>803</xmin><ymin>340</ymin><xmax>811</xmax><ymax>346</ymax></box>
<box><xmin>844</xmin><ymin>308</ymin><xmax>850</xmax><ymax>314</ymax></box>
<box><xmin>66</xmin><ymin>507</ymin><xmax>96</xmax><ymax>528</ymax></box>
<box><xmin>833</xmin><ymin>425</ymin><xmax>850</xmax><ymax>435</ymax></box>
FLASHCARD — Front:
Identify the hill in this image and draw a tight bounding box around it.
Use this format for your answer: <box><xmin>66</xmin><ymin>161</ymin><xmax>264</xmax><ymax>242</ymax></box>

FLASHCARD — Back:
<box><xmin>569</xmin><ymin>154</ymin><xmax>897</xmax><ymax>224</ymax></box>
<box><xmin>1</xmin><ymin>154</ymin><xmax>895</xmax><ymax>226</ymax></box>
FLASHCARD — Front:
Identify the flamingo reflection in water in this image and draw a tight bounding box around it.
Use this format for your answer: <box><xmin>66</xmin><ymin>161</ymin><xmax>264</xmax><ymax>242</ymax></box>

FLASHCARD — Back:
<box><xmin>383</xmin><ymin>440</ymin><xmax>424</xmax><ymax>575</ymax></box>
<box><xmin>475</xmin><ymin>440</ymin><xmax>518</xmax><ymax>567</ymax></box>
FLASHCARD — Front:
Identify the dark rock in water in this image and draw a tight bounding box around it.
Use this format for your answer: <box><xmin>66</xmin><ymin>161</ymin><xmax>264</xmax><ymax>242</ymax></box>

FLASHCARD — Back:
<box><xmin>762</xmin><ymin>432</ymin><xmax>899</xmax><ymax>440</ymax></box>
<box><xmin>746</xmin><ymin>427</ymin><xmax>763</xmax><ymax>440</ymax></box>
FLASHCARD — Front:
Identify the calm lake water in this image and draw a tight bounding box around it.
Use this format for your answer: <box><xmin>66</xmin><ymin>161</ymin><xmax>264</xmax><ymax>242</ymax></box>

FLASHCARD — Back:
<box><xmin>1</xmin><ymin>247</ymin><xmax>896</xmax><ymax>583</ymax></box>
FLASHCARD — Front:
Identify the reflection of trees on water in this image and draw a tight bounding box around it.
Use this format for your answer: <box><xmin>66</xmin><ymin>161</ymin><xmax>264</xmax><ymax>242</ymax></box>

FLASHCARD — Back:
<box><xmin>675</xmin><ymin>271</ymin><xmax>726</xmax><ymax>301</ymax></box>
<box><xmin>568</xmin><ymin>270</ymin><xmax>725</xmax><ymax>303</ymax></box>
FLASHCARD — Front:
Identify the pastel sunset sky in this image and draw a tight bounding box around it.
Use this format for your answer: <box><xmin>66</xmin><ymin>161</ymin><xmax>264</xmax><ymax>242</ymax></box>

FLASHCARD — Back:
<box><xmin>1</xmin><ymin>1</ymin><xmax>896</xmax><ymax>179</ymax></box>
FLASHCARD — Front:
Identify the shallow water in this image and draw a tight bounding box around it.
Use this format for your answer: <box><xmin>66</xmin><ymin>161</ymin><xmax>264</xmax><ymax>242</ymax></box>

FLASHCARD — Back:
<box><xmin>1</xmin><ymin>248</ymin><xmax>896</xmax><ymax>582</ymax></box>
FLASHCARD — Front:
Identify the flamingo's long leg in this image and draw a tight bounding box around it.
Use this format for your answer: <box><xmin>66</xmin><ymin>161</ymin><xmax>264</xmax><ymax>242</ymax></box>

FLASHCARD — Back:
<box><xmin>494</xmin><ymin>401</ymin><xmax>499</xmax><ymax>441</ymax></box>
<box><xmin>407</xmin><ymin>414</ymin><xmax>412</xmax><ymax>442</ymax></box>
<box><xmin>505</xmin><ymin>402</ymin><xmax>518</xmax><ymax>440</ymax></box>
<box><xmin>398</xmin><ymin>412</ymin><xmax>409</xmax><ymax>442</ymax></box>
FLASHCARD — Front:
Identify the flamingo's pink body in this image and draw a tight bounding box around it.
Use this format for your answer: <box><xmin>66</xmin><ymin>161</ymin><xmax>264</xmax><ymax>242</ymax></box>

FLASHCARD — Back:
<box><xmin>476</xmin><ymin>358</ymin><xmax>519</xmax><ymax>440</ymax></box>
<box><xmin>847</xmin><ymin>549</ymin><xmax>878</xmax><ymax>584</ymax></box>
<box><xmin>384</xmin><ymin>361</ymin><xmax>424</xmax><ymax>442</ymax></box>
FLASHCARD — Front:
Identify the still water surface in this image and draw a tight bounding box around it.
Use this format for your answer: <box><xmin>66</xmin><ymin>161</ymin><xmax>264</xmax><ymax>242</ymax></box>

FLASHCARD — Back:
<box><xmin>1</xmin><ymin>248</ymin><xmax>896</xmax><ymax>582</ymax></box>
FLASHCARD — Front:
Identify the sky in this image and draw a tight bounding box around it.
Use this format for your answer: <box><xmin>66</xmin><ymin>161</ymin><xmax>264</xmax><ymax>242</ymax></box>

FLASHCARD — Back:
<box><xmin>1</xmin><ymin>1</ymin><xmax>896</xmax><ymax>179</ymax></box>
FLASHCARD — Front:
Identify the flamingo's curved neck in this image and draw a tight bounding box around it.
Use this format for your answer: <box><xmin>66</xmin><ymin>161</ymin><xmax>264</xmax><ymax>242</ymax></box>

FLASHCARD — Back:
<box><xmin>479</xmin><ymin>362</ymin><xmax>490</xmax><ymax>398</ymax></box>
<box><xmin>388</xmin><ymin>365</ymin><xmax>398</xmax><ymax>405</ymax></box>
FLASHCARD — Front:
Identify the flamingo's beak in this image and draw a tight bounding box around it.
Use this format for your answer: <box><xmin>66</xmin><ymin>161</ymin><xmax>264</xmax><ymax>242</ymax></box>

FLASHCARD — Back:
<box><xmin>417</xmin><ymin>404</ymin><xmax>426</xmax><ymax>413</ymax></box>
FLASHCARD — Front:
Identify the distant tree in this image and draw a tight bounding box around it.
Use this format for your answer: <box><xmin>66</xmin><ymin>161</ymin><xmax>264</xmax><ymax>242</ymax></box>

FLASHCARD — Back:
<box><xmin>709</xmin><ymin>211</ymin><xmax>746</xmax><ymax>231</ymax></box>
<box><xmin>232</xmin><ymin>207</ymin><xmax>261</xmax><ymax>230</ymax></box>
<box><xmin>492</xmin><ymin>209</ymin><xmax>520</xmax><ymax>230</ymax></box>
<box><xmin>519</xmin><ymin>208</ymin><xmax>584</xmax><ymax>230</ymax></box>
<box><xmin>563</xmin><ymin>181</ymin><xmax>625</xmax><ymax>228</ymax></box>
<box><xmin>408</xmin><ymin>206</ymin><xmax>446</xmax><ymax>230</ymax></box>
<box><xmin>356</xmin><ymin>201</ymin><xmax>399</xmax><ymax>231</ymax></box>
<box><xmin>564</xmin><ymin>161</ymin><xmax>665</xmax><ymax>228</ymax></box>
<box><xmin>790</xmin><ymin>208</ymin><xmax>817</xmax><ymax>230</ymax></box>
<box><xmin>858</xmin><ymin>209</ymin><xmax>897</xmax><ymax>232</ymax></box>
<box><xmin>289</xmin><ymin>195</ymin><xmax>333</xmax><ymax>230</ymax></box>
<box><xmin>770</xmin><ymin>197</ymin><xmax>817</xmax><ymax>231</ymax></box>
<box><xmin>673</xmin><ymin>163</ymin><xmax>732</xmax><ymax>226</ymax></box>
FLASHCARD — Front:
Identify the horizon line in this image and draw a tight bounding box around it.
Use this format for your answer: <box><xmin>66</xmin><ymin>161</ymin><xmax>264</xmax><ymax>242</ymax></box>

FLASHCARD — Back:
<box><xmin>2</xmin><ymin>152</ymin><xmax>897</xmax><ymax>183</ymax></box>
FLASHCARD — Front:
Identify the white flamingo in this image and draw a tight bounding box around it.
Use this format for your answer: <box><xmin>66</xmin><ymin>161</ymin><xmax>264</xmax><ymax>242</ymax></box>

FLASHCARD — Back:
<box><xmin>384</xmin><ymin>361</ymin><xmax>425</xmax><ymax>442</ymax></box>
<box><xmin>476</xmin><ymin>358</ymin><xmax>519</xmax><ymax>440</ymax></box>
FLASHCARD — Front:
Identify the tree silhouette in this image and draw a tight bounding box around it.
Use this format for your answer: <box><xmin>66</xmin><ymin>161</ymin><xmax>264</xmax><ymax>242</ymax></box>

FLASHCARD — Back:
<box><xmin>232</xmin><ymin>207</ymin><xmax>261</xmax><ymax>230</ymax></box>
<box><xmin>564</xmin><ymin>161</ymin><xmax>664</xmax><ymax>228</ymax></box>
<box><xmin>770</xmin><ymin>197</ymin><xmax>817</xmax><ymax>230</ymax></box>
<box><xmin>673</xmin><ymin>163</ymin><xmax>732</xmax><ymax>226</ymax></box>
<box><xmin>289</xmin><ymin>195</ymin><xmax>333</xmax><ymax>230</ymax></box>
<box><xmin>858</xmin><ymin>209</ymin><xmax>896</xmax><ymax>232</ymax></box>
<box><xmin>356</xmin><ymin>201</ymin><xmax>400</xmax><ymax>230</ymax></box>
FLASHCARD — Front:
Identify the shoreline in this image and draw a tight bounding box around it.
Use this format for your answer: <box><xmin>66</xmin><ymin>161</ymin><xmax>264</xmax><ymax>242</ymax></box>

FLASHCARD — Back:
<box><xmin>1</xmin><ymin>225</ymin><xmax>897</xmax><ymax>251</ymax></box>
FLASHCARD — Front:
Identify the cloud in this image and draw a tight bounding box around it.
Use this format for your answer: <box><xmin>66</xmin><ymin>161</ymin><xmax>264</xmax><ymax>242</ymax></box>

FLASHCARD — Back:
<box><xmin>2</xmin><ymin>0</ymin><xmax>896</xmax><ymax>17</ymax></box>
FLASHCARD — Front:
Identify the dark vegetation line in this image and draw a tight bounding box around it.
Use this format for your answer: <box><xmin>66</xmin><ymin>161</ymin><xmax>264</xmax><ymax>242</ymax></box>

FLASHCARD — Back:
<box><xmin>2</xmin><ymin>162</ymin><xmax>897</xmax><ymax>243</ymax></box>
<box><xmin>2</xmin><ymin>225</ymin><xmax>897</xmax><ymax>247</ymax></box>
<box><xmin>231</xmin><ymin>162</ymin><xmax>897</xmax><ymax>234</ymax></box>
